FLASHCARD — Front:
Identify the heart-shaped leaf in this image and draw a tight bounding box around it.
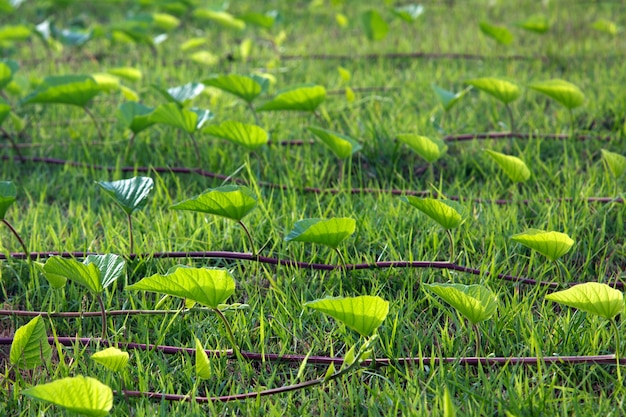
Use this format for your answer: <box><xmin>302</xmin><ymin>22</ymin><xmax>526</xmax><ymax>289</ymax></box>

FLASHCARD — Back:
<box><xmin>484</xmin><ymin>149</ymin><xmax>531</xmax><ymax>183</ymax></box>
<box><xmin>0</xmin><ymin>59</ymin><xmax>18</xmax><ymax>89</ymax></box>
<box><xmin>51</xmin><ymin>24</ymin><xmax>92</xmax><ymax>46</ymax></box>
<box><xmin>466</xmin><ymin>78</ymin><xmax>521</xmax><ymax>104</ymax></box>
<box><xmin>397</xmin><ymin>134</ymin><xmax>448</xmax><ymax>163</ymax></box>
<box><xmin>20</xmin><ymin>75</ymin><xmax>103</xmax><ymax>107</ymax></box>
<box><xmin>545</xmin><ymin>283</ymin><xmax>624</xmax><ymax>320</ymax></box>
<box><xmin>106</xmin><ymin>67</ymin><xmax>142</xmax><ymax>83</ymax></box>
<box><xmin>127</xmin><ymin>267</ymin><xmax>235</xmax><ymax>309</ymax></box>
<box><xmin>193</xmin><ymin>9</ymin><xmax>246</xmax><ymax>30</ymax></box>
<box><xmin>150</xmin><ymin>102</ymin><xmax>203</xmax><ymax>133</ymax></box>
<box><xmin>204</xmin><ymin>120</ymin><xmax>268</xmax><ymax>151</ymax></box>
<box><xmin>432</xmin><ymin>84</ymin><xmax>469</xmax><ymax>112</ymax></box>
<box><xmin>305</xmin><ymin>295</ymin><xmax>389</xmax><ymax>337</ymax></box>
<box><xmin>43</xmin><ymin>256</ymin><xmax>102</xmax><ymax>294</ymax></box>
<box><xmin>202</xmin><ymin>74</ymin><xmax>264</xmax><ymax>103</ymax></box>
<box><xmin>118</xmin><ymin>102</ymin><xmax>155</xmax><ymax>134</ymax></box>
<box><xmin>479</xmin><ymin>22</ymin><xmax>513</xmax><ymax>45</ymax></box>
<box><xmin>528</xmin><ymin>79</ymin><xmax>585</xmax><ymax>110</ymax></box>
<box><xmin>10</xmin><ymin>316</ymin><xmax>51</xmax><ymax>370</ymax></box>
<box><xmin>601</xmin><ymin>149</ymin><xmax>626</xmax><ymax>178</ymax></box>
<box><xmin>284</xmin><ymin>217</ymin><xmax>356</xmax><ymax>249</ymax></box>
<box><xmin>0</xmin><ymin>180</ymin><xmax>16</xmax><ymax>220</ymax></box>
<box><xmin>392</xmin><ymin>4</ymin><xmax>424</xmax><ymax>22</ymax></box>
<box><xmin>424</xmin><ymin>283</ymin><xmax>497</xmax><ymax>325</ymax></box>
<box><xmin>257</xmin><ymin>85</ymin><xmax>326</xmax><ymax>112</ymax></box>
<box><xmin>153</xmin><ymin>82</ymin><xmax>205</xmax><ymax>106</ymax></box>
<box><xmin>195</xmin><ymin>337</ymin><xmax>211</xmax><ymax>379</ymax></box>
<box><xmin>91</xmin><ymin>347</ymin><xmax>129</xmax><ymax>373</ymax></box>
<box><xmin>171</xmin><ymin>185</ymin><xmax>257</xmax><ymax>222</ymax></box>
<box><xmin>97</xmin><ymin>176</ymin><xmax>154</xmax><ymax>216</ymax></box>
<box><xmin>22</xmin><ymin>375</ymin><xmax>113</xmax><ymax>417</ymax></box>
<box><xmin>361</xmin><ymin>9</ymin><xmax>389</xmax><ymax>41</ymax></box>
<box><xmin>84</xmin><ymin>254</ymin><xmax>125</xmax><ymax>289</ymax></box>
<box><xmin>402</xmin><ymin>196</ymin><xmax>463</xmax><ymax>230</ymax></box>
<box><xmin>510</xmin><ymin>229</ymin><xmax>575</xmax><ymax>261</ymax></box>
<box><xmin>308</xmin><ymin>126</ymin><xmax>362</xmax><ymax>159</ymax></box>
<box><xmin>517</xmin><ymin>15</ymin><xmax>550</xmax><ymax>34</ymax></box>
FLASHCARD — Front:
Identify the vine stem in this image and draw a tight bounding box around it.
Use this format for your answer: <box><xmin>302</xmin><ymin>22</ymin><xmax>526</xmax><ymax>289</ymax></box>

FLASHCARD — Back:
<box><xmin>97</xmin><ymin>294</ymin><xmax>107</xmax><ymax>340</ymax></box>
<box><xmin>213</xmin><ymin>308</ymin><xmax>242</xmax><ymax>360</ymax></box>
<box><xmin>127</xmin><ymin>213</ymin><xmax>134</xmax><ymax>257</ymax></box>
<box><xmin>0</xmin><ymin>127</ymin><xmax>25</xmax><ymax>161</ymax></box>
<box><xmin>187</xmin><ymin>132</ymin><xmax>201</xmax><ymax>167</ymax></box>
<box><xmin>445</xmin><ymin>229</ymin><xmax>455</xmax><ymax>263</ymax></box>
<box><xmin>237</xmin><ymin>220</ymin><xmax>256</xmax><ymax>256</ymax></box>
<box><xmin>505</xmin><ymin>103</ymin><xmax>515</xmax><ymax>133</ymax></box>
<box><xmin>83</xmin><ymin>106</ymin><xmax>103</xmax><ymax>141</ymax></box>
<box><xmin>2</xmin><ymin>219</ymin><xmax>29</xmax><ymax>258</ymax></box>
<box><xmin>247</xmin><ymin>102</ymin><xmax>260</xmax><ymax>126</ymax></box>
<box><xmin>610</xmin><ymin>319</ymin><xmax>623</xmax><ymax>392</ymax></box>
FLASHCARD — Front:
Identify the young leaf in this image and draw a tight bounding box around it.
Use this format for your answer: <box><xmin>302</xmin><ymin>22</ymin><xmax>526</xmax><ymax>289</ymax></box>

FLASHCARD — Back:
<box><xmin>284</xmin><ymin>217</ymin><xmax>356</xmax><ymax>249</ymax></box>
<box><xmin>305</xmin><ymin>295</ymin><xmax>389</xmax><ymax>337</ymax></box>
<box><xmin>118</xmin><ymin>102</ymin><xmax>155</xmax><ymax>134</ymax></box>
<box><xmin>106</xmin><ymin>67</ymin><xmax>142</xmax><ymax>83</ymax></box>
<box><xmin>466</xmin><ymin>78</ymin><xmax>521</xmax><ymax>104</ymax></box>
<box><xmin>203</xmin><ymin>120</ymin><xmax>268</xmax><ymax>151</ymax></box>
<box><xmin>91</xmin><ymin>73</ymin><xmax>120</xmax><ymax>93</ymax></box>
<box><xmin>0</xmin><ymin>24</ymin><xmax>31</xmax><ymax>42</ymax></box>
<box><xmin>432</xmin><ymin>84</ymin><xmax>469</xmax><ymax>112</ymax></box>
<box><xmin>510</xmin><ymin>229</ymin><xmax>574</xmax><ymax>261</ymax></box>
<box><xmin>150</xmin><ymin>102</ymin><xmax>199</xmax><ymax>133</ymax></box>
<box><xmin>545</xmin><ymin>282</ymin><xmax>624</xmax><ymax>320</ymax></box>
<box><xmin>517</xmin><ymin>15</ymin><xmax>550</xmax><ymax>34</ymax></box>
<box><xmin>10</xmin><ymin>316</ymin><xmax>51</xmax><ymax>370</ymax></box>
<box><xmin>257</xmin><ymin>85</ymin><xmax>326</xmax><ymax>112</ymax></box>
<box><xmin>20</xmin><ymin>75</ymin><xmax>102</xmax><ymax>107</ymax></box>
<box><xmin>601</xmin><ymin>149</ymin><xmax>626</xmax><ymax>178</ymax></box>
<box><xmin>195</xmin><ymin>337</ymin><xmax>211</xmax><ymax>379</ymax></box>
<box><xmin>202</xmin><ymin>74</ymin><xmax>264</xmax><ymax>103</ymax></box>
<box><xmin>193</xmin><ymin>9</ymin><xmax>246</xmax><ymax>30</ymax></box>
<box><xmin>0</xmin><ymin>59</ymin><xmax>18</xmax><ymax>89</ymax></box>
<box><xmin>397</xmin><ymin>134</ymin><xmax>448</xmax><ymax>163</ymax></box>
<box><xmin>528</xmin><ymin>79</ymin><xmax>585</xmax><ymax>110</ymax></box>
<box><xmin>43</xmin><ymin>256</ymin><xmax>102</xmax><ymax>294</ymax></box>
<box><xmin>392</xmin><ymin>4</ymin><xmax>424</xmax><ymax>22</ymax></box>
<box><xmin>97</xmin><ymin>176</ymin><xmax>154</xmax><ymax>216</ymax></box>
<box><xmin>484</xmin><ymin>149</ymin><xmax>531</xmax><ymax>183</ymax></box>
<box><xmin>22</xmin><ymin>375</ymin><xmax>113</xmax><ymax>417</ymax></box>
<box><xmin>153</xmin><ymin>82</ymin><xmax>205</xmax><ymax>106</ymax></box>
<box><xmin>127</xmin><ymin>267</ymin><xmax>235</xmax><ymax>309</ymax></box>
<box><xmin>84</xmin><ymin>254</ymin><xmax>125</xmax><ymax>289</ymax></box>
<box><xmin>171</xmin><ymin>185</ymin><xmax>257</xmax><ymax>222</ymax></box>
<box><xmin>402</xmin><ymin>196</ymin><xmax>463</xmax><ymax>230</ymax></box>
<box><xmin>0</xmin><ymin>180</ymin><xmax>16</xmax><ymax>220</ymax></box>
<box><xmin>152</xmin><ymin>12</ymin><xmax>180</xmax><ymax>31</ymax></box>
<box><xmin>308</xmin><ymin>126</ymin><xmax>362</xmax><ymax>159</ymax></box>
<box><xmin>479</xmin><ymin>22</ymin><xmax>513</xmax><ymax>45</ymax></box>
<box><xmin>361</xmin><ymin>9</ymin><xmax>389</xmax><ymax>41</ymax></box>
<box><xmin>91</xmin><ymin>347</ymin><xmax>129</xmax><ymax>372</ymax></box>
<box><xmin>424</xmin><ymin>283</ymin><xmax>497</xmax><ymax>325</ymax></box>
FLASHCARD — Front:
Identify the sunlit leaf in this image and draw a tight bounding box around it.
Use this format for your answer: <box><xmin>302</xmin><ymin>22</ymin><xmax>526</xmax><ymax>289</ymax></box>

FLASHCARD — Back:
<box><xmin>106</xmin><ymin>67</ymin><xmax>142</xmax><ymax>83</ymax></box>
<box><xmin>545</xmin><ymin>282</ymin><xmax>624</xmax><ymax>320</ymax></box>
<box><xmin>466</xmin><ymin>77</ymin><xmax>521</xmax><ymax>104</ymax></box>
<box><xmin>127</xmin><ymin>267</ymin><xmax>235</xmax><ymax>309</ymax></box>
<box><xmin>153</xmin><ymin>81</ymin><xmax>205</xmax><ymax>106</ymax></box>
<box><xmin>91</xmin><ymin>73</ymin><xmax>120</xmax><ymax>92</ymax></box>
<box><xmin>0</xmin><ymin>59</ymin><xmax>18</xmax><ymax>89</ymax></box>
<box><xmin>202</xmin><ymin>74</ymin><xmax>264</xmax><ymax>103</ymax></box>
<box><xmin>528</xmin><ymin>79</ymin><xmax>585</xmax><ymax>110</ymax></box>
<box><xmin>181</xmin><ymin>37</ymin><xmax>207</xmax><ymax>51</ymax></box>
<box><xmin>336</xmin><ymin>13</ymin><xmax>348</xmax><ymax>28</ymax></box>
<box><xmin>517</xmin><ymin>15</ymin><xmax>550</xmax><ymax>34</ymax></box>
<box><xmin>118</xmin><ymin>102</ymin><xmax>155</xmax><ymax>134</ymax></box>
<box><xmin>152</xmin><ymin>12</ymin><xmax>180</xmax><ymax>31</ymax></box>
<box><xmin>203</xmin><ymin>120</ymin><xmax>268</xmax><ymax>151</ymax></box>
<box><xmin>360</xmin><ymin>9</ymin><xmax>388</xmax><ymax>41</ymax></box>
<box><xmin>22</xmin><ymin>375</ymin><xmax>113</xmax><ymax>417</ymax></box>
<box><xmin>190</xmin><ymin>51</ymin><xmax>219</xmax><ymax>66</ymax></box>
<box><xmin>337</xmin><ymin>66</ymin><xmax>351</xmax><ymax>83</ymax></box>
<box><xmin>193</xmin><ymin>9</ymin><xmax>246</xmax><ymax>30</ymax></box>
<box><xmin>119</xmin><ymin>85</ymin><xmax>139</xmax><ymax>101</ymax></box>
<box><xmin>424</xmin><ymin>283</ymin><xmax>497</xmax><ymax>325</ymax></box>
<box><xmin>443</xmin><ymin>385</ymin><xmax>456</xmax><ymax>417</ymax></box>
<box><xmin>510</xmin><ymin>229</ymin><xmax>574</xmax><ymax>261</ymax></box>
<box><xmin>432</xmin><ymin>84</ymin><xmax>469</xmax><ymax>111</ymax></box>
<box><xmin>308</xmin><ymin>126</ymin><xmax>362</xmax><ymax>159</ymax></box>
<box><xmin>43</xmin><ymin>256</ymin><xmax>102</xmax><ymax>294</ymax></box>
<box><xmin>171</xmin><ymin>185</ymin><xmax>257</xmax><ymax>222</ymax></box>
<box><xmin>0</xmin><ymin>24</ymin><xmax>31</xmax><ymax>42</ymax></box>
<box><xmin>592</xmin><ymin>19</ymin><xmax>618</xmax><ymax>36</ymax></box>
<box><xmin>397</xmin><ymin>134</ymin><xmax>447</xmax><ymax>163</ymax></box>
<box><xmin>20</xmin><ymin>75</ymin><xmax>102</xmax><ymax>107</ymax></box>
<box><xmin>479</xmin><ymin>22</ymin><xmax>513</xmax><ymax>45</ymax></box>
<box><xmin>285</xmin><ymin>217</ymin><xmax>356</xmax><ymax>249</ymax></box>
<box><xmin>601</xmin><ymin>149</ymin><xmax>626</xmax><ymax>178</ymax></box>
<box><xmin>195</xmin><ymin>337</ymin><xmax>211</xmax><ymax>379</ymax></box>
<box><xmin>0</xmin><ymin>180</ymin><xmax>16</xmax><ymax>220</ymax></box>
<box><xmin>257</xmin><ymin>85</ymin><xmax>326</xmax><ymax>112</ymax></box>
<box><xmin>97</xmin><ymin>176</ymin><xmax>154</xmax><ymax>216</ymax></box>
<box><xmin>10</xmin><ymin>316</ymin><xmax>51</xmax><ymax>370</ymax></box>
<box><xmin>84</xmin><ymin>254</ymin><xmax>125</xmax><ymax>289</ymax></box>
<box><xmin>484</xmin><ymin>149</ymin><xmax>531</xmax><ymax>183</ymax></box>
<box><xmin>402</xmin><ymin>196</ymin><xmax>463</xmax><ymax>230</ymax></box>
<box><xmin>392</xmin><ymin>4</ymin><xmax>424</xmax><ymax>22</ymax></box>
<box><xmin>239</xmin><ymin>11</ymin><xmax>276</xmax><ymax>29</ymax></box>
<box><xmin>305</xmin><ymin>295</ymin><xmax>389</xmax><ymax>337</ymax></box>
<box><xmin>91</xmin><ymin>347</ymin><xmax>129</xmax><ymax>372</ymax></box>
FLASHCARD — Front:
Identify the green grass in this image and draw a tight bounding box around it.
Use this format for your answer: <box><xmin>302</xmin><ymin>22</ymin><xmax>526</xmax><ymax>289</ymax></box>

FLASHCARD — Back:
<box><xmin>1</xmin><ymin>0</ymin><xmax>626</xmax><ymax>415</ymax></box>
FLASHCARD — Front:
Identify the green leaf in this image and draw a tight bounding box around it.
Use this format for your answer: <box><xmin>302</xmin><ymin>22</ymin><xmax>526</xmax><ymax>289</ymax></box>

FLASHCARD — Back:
<box><xmin>189</xmin><ymin>107</ymin><xmax>213</xmax><ymax>130</ymax></box>
<box><xmin>592</xmin><ymin>19</ymin><xmax>618</xmax><ymax>36</ymax></box>
<box><xmin>97</xmin><ymin>176</ymin><xmax>154</xmax><ymax>216</ymax></box>
<box><xmin>193</xmin><ymin>9</ymin><xmax>246</xmax><ymax>30</ymax></box>
<box><xmin>0</xmin><ymin>24</ymin><xmax>31</xmax><ymax>42</ymax></box>
<box><xmin>84</xmin><ymin>254</ymin><xmax>125</xmax><ymax>289</ymax></box>
<box><xmin>51</xmin><ymin>25</ymin><xmax>92</xmax><ymax>46</ymax></box>
<box><xmin>202</xmin><ymin>74</ymin><xmax>263</xmax><ymax>103</ymax></box>
<box><xmin>150</xmin><ymin>102</ymin><xmax>199</xmax><ymax>133</ymax></box>
<box><xmin>484</xmin><ymin>149</ymin><xmax>531</xmax><ymax>183</ymax></box>
<box><xmin>152</xmin><ymin>12</ymin><xmax>180</xmax><ymax>31</ymax></box>
<box><xmin>22</xmin><ymin>375</ymin><xmax>113</xmax><ymax>417</ymax></box>
<box><xmin>397</xmin><ymin>134</ymin><xmax>448</xmax><ymax>163</ymax></box>
<box><xmin>91</xmin><ymin>347</ymin><xmax>129</xmax><ymax>372</ymax></box>
<box><xmin>424</xmin><ymin>283</ymin><xmax>497</xmax><ymax>325</ymax></box>
<box><xmin>0</xmin><ymin>99</ymin><xmax>10</xmax><ymax>125</ymax></box>
<box><xmin>43</xmin><ymin>256</ymin><xmax>102</xmax><ymax>294</ymax></box>
<box><xmin>392</xmin><ymin>4</ymin><xmax>424</xmax><ymax>22</ymax></box>
<box><xmin>466</xmin><ymin>77</ymin><xmax>521</xmax><ymax>104</ymax></box>
<box><xmin>239</xmin><ymin>12</ymin><xmax>276</xmax><ymax>29</ymax></box>
<box><xmin>305</xmin><ymin>295</ymin><xmax>389</xmax><ymax>337</ymax></box>
<box><xmin>545</xmin><ymin>282</ymin><xmax>624</xmax><ymax>320</ymax></box>
<box><xmin>257</xmin><ymin>85</ymin><xmax>326</xmax><ymax>112</ymax></box>
<box><xmin>443</xmin><ymin>386</ymin><xmax>456</xmax><ymax>417</ymax></box>
<box><xmin>360</xmin><ymin>10</ymin><xmax>389</xmax><ymax>41</ymax></box>
<box><xmin>601</xmin><ymin>149</ymin><xmax>626</xmax><ymax>178</ymax></box>
<box><xmin>91</xmin><ymin>73</ymin><xmax>120</xmax><ymax>93</ymax></box>
<box><xmin>127</xmin><ymin>267</ymin><xmax>235</xmax><ymax>309</ymax></box>
<box><xmin>195</xmin><ymin>337</ymin><xmax>211</xmax><ymax>379</ymax></box>
<box><xmin>10</xmin><ymin>316</ymin><xmax>51</xmax><ymax>370</ymax></box>
<box><xmin>189</xmin><ymin>51</ymin><xmax>219</xmax><ymax>67</ymax></box>
<box><xmin>479</xmin><ymin>22</ymin><xmax>513</xmax><ymax>45</ymax></box>
<box><xmin>0</xmin><ymin>59</ymin><xmax>18</xmax><ymax>89</ymax></box>
<box><xmin>308</xmin><ymin>126</ymin><xmax>362</xmax><ymax>159</ymax></box>
<box><xmin>153</xmin><ymin>82</ymin><xmax>205</xmax><ymax>106</ymax></box>
<box><xmin>106</xmin><ymin>67</ymin><xmax>142</xmax><ymax>83</ymax></box>
<box><xmin>118</xmin><ymin>102</ymin><xmax>155</xmax><ymax>134</ymax></box>
<box><xmin>402</xmin><ymin>196</ymin><xmax>463</xmax><ymax>230</ymax></box>
<box><xmin>204</xmin><ymin>120</ymin><xmax>268</xmax><ymax>151</ymax></box>
<box><xmin>20</xmin><ymin>75</ymin><xmax>102</xmax><ymax>107</ymax></box>
<box><xmin>284</xmin><ymin>217</ymin><xmax>356</xmax><ymax>249</ymax></box>
<box><xmin>528</xmin><ymin>79</ymin><xmax>585</xmax><ymax>110</ymax></box>
<box><xmin>171</xmin><ymin>185</ymin><xmax>257</xmax><ymax>222</ymax></box>
<box><xmin>517</xmin><ymin>15</ymin><xmax>550</xmax><ymax>34</ymax></box>
<box><xmin>0</xmin><ymin>180</ymin><xmax>16</xmax><ymax>220</ymax></box>
<box><xmin>510</xmin><ymin>229</ymin><xmax>575</xmax><ymax>261</ymax></box>
<box><xmin>432</xmin><ymin>84</ymin><xmax>469</xmax><ymax>111</ymax></box>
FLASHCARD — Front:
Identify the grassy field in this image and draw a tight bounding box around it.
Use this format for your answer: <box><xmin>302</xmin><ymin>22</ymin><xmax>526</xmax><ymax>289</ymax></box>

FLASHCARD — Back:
<box><xmin>1</xmin><ymin>0</ymin><xmax>625</xmax><ymax>415</ymax></box>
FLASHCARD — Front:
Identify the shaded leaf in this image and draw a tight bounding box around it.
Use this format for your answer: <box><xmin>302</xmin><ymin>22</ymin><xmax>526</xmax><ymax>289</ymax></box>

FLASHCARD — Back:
<box><xmin>308</xmin><ymin>126</ymin><xmax>362</xmax><ymax>159</ymax></box>
<box><xmin>118</xmin><ymin>102</ymin><xmax>155</xmax><ymax>134</ymax></box>
<box><xmin>285</xmin><ymin>217</ymin><xmax>356</xmax><ymax>249</ymax></box>
<box><xmin>91</xmin><ymin>347</ymin><xmax>129</xmax><ymax>372</ymax></box>
<box><xmin>361</xmin><ymin>9</ymin><xmax>389</xmax><ymax>41</ymax></box>
<box><xmin>171</xmin><ymin>185</ymin><xmax>257</xmax><ymax>222</ymax></box>
<box><xmin>545</xmin><ymin>282</ymin><xmax>624</xmax><ymax>320</ymax></box>
<box><xmin>305</xmin><ymin>295</ymin><xmax>389</xmax><ymax>337</ymax></box>
<box><xmin>510</xmin><ymin>229</ymin><xmax>574</xmax><ymax>261</ymax></box>
<box><xmin>203</xmin><ymin>120</ymin><xmax>268</xmax><ymax>150</ymax></box>
<box><xmin>392</xmin><ymin>4</ymin><xmax>424</xmax><ymax>22</ymax></box>
<box><xmin>43</xmin><ymin>256</ymin><xmax>102</xmax><ymax>294</ymax></box>
<box><xmin>10</xmin><ymin>316</ymin><xmax>51</xmax><ymax>370</ymax></box>
<box><xmin>150</xmin><ymin>102</ymin><xmax>199</xmax><ymax>133</ymax></box>
<box><xmin>153</xmin><ymin>82</ymin><xmax>205</xmax><ymax>106</ymax></box>
<box><xmin>239</xmin><ymin>12</ymin><xmax>276</xmax><ymax>29</ymax></box>
<box><xmin>432</xmin><ymin>84</ymin><xmax>469</xmax><ymax>111</ymax></box>
<box><xmin>424</xmin><ymin>283</ymin><xmax>497</xmax><ymax>325</ymax></box>
<box><xmin>0</xmin><ymin>99</ymin><xmax>10</xmax><ymax>124</ymax></box>
<box><xmin>601</xmin><ymin>149</ymin><xmax>626</xmax><ymax>178</ymax></box>
<box><xmin>84</xmin><ymin>254</ymin><xmax>125</xmax><ymax>289</ymax></box>
<box><xmin>466</xmin><ymin>77</ymin><xmax>521</xmax><ymax>104</ymax></box>
<box><xmin>528</xmin><ymin>79</ymin><xmax>585</xmax><ymax>110</ymax></box>
<box><xmin>0</xmin><ymin>180</ymin><xmax>16</xmax><ymax>220</ymax></box>
<box><xmin>97</xmin><ymin>176</ymin><xmax>154</xmax><ymax>216</ymax></box>
<box><xmin>195</xmin><ymin>337</ymin><xmax>211</xmax><ymax>379</ymax></box>
<box><xmin>402</xmin><ymin>196</ymin><xmax>463</xmax><ymax>229</ymax></box>
<box><xmin>20</xmin><ymin>75</ymin><xmax>102</xmax><ymax>107</ymax></box>
<box><xmin>479</xmin><ymin>22</ymin><xmax>513</xmax><ymax>45</ymax></box>
<box><xmin>257</xmin><ymin>85</ymin><xmax>326</xmax><ymax>112</ymax></box>
<box><xmin>397</xmin><ymin>134</ymin><xmax>447</xmax><ymax>163</ymax></box>
<box><xmin>484</xmin><ymin>149</ymin><xmax>531</xmax><ymax>182</ymax></box>
<box><xmin>0</xmin><ymin>59</ymin><xmax>18</xmax><ymax>89</ymax></box>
